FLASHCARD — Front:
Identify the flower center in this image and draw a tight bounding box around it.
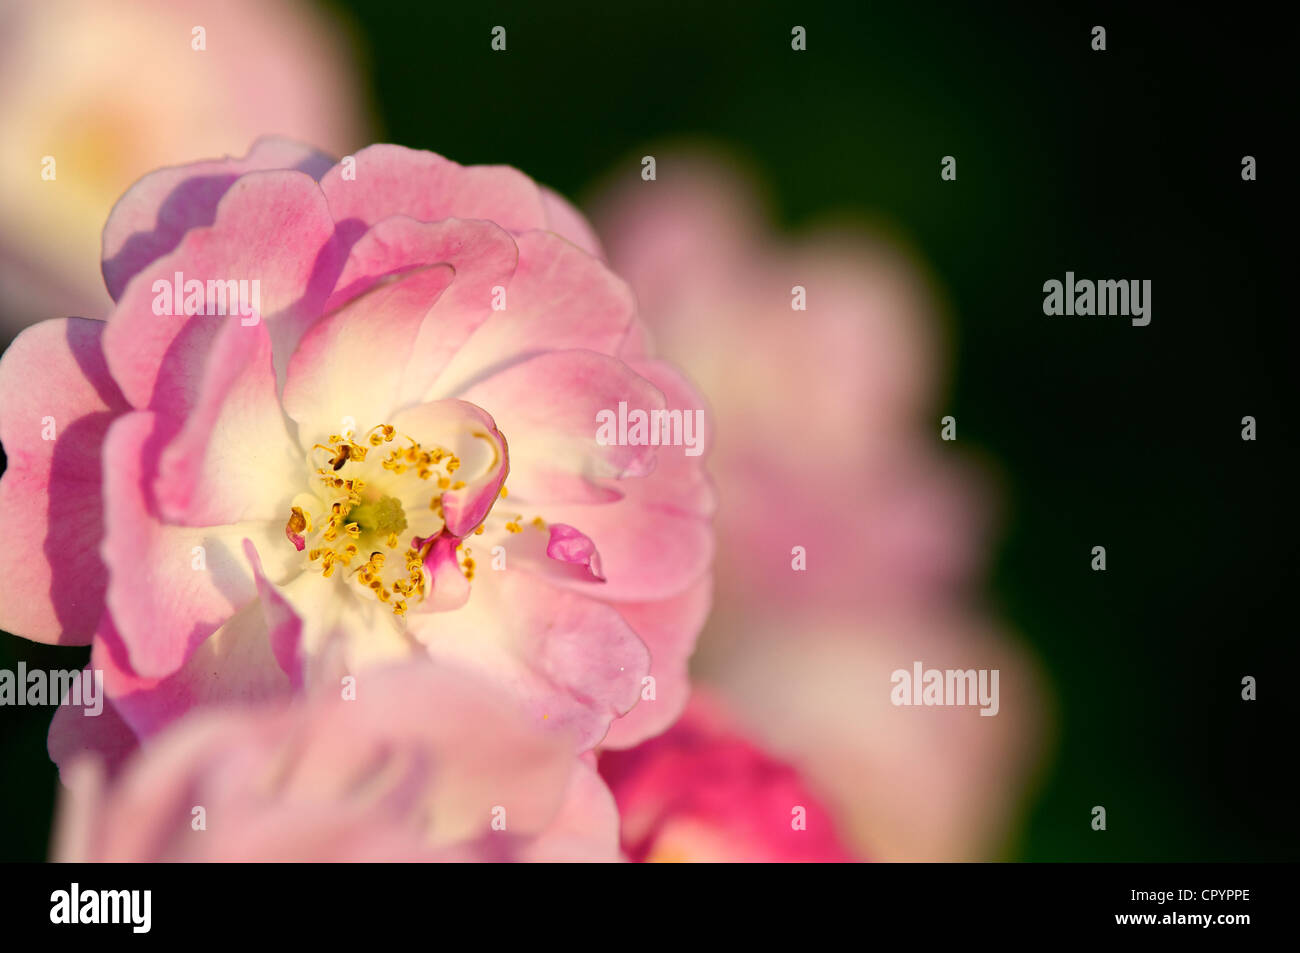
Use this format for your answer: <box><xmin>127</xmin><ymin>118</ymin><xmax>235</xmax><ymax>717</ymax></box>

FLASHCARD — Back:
<box><xmin>284</xmin><ymin>424</ymin><xmax>488</xmax><ymax>617</ymax></box>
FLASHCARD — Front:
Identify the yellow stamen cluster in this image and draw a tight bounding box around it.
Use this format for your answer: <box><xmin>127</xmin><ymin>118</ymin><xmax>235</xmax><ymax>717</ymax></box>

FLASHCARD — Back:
<box><xmin>287</xmin><ymin>425</ymin><xmax>524</xmax><ymax>617</ymax></box>
<box><xmin>294</xmin><ymin>425</ymin><xmax>456</xmax><ymax>616</ymax></box>
<box><xmin>381</xmin><ymin>439</ymin><xmax>458</xmax><ymax>481</ymax></box>
<box><xmin>377</xmin><ymin>438</ymin><xmax>464</xmax><ymax>512</ymax></box>
<box><xmin>352</xmin><ymin>547</ymin><xmax>428</xmax><ymax>617</ymax></box>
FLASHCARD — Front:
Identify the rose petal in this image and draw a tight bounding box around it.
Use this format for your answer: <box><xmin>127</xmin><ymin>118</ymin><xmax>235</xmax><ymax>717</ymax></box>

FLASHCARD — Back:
<box><xmin>320</xmin><ymin>144</ymin><xmax>549</xmax><ymax>239</ymax></box>
<box><xmin>154</xmin><ymin>318</ymin><xmax>302</xmax><ymax>526</ymax></box>
<box><xmin>0</xmin><ymin>318</ymin><xmax>127</xmax><ymax>643</ymax></box>
<box><xmin>460</xmin><ymin>349</ymin><xmax>664</xmax><ymax>505</ymax></box>
<box><xmin>432</xmin><ymin>230</ymin><xmax>641</xmax><ymax>397</ymax></box>
<box><xmin>539</xmin><ymin>185</ymin><xmax>604</xmax><ymax>260</ymax></box>
<box><xmin>100</xmin><ymin>411</ymin><xmax>298</xmax><ymax>678</ymax></box>
<box><xmin>103</xmin><ymin>169</ymin><xmax>344</xmax><ymax>414</ymax></box>
<box><xmin>101</xmin><ymin>136</ymin><xmax>335</xmax><ymax>301</ymax></box>
<box><xmin>282</xmin><ymin>262</ymin><xmax>456</xmax><ymax>444</ymax></box>
<box><xmin>599</xmin><ymin>572</ymin><xmax>713</xmax><ymax>749</ymax></box>
<box><xmin>407</xmin><ymin>570</ymin><xmax>649</xmax><ymax>751</ymax></box>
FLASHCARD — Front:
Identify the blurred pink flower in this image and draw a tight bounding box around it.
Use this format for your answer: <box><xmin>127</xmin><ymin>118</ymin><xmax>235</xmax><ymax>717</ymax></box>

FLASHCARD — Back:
<box><xmin>599</xmin><ymin>693</ymin><xmax>858</xmax><ymax>862</ymax></box>
<box><xmin>0</xmin><ymin>0</ymin><xmax>370</xmax><ymax>332</ymax></box>
<box><xmin>0</xmin><ymin>141</ymin><xmax>713</xmax><ymax>774</ymax></box>
<box><xmin>593</xmin><ymin>155</ymin><xmax>986</xmax><ymax>617</ymax></box>
<box><xmin>592</xmin><ymin>149</ymin><xmax>1047</xmax><ymax>861</ymax></box>
<box><xmin>54</xmin><ymin>662</ymin><xmax>621</xmax><ymax>862</ymax></box>
<box><xmin>704</xmin><ymin>612</ymin><xmax>1045</xmax><ymax>861</ymax></box>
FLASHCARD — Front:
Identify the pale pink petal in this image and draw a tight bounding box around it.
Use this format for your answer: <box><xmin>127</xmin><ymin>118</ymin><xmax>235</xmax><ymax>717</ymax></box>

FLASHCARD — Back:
<box><xmin>102</xmin><ymin>169</ymin><xmax>344</xmax><ymax>414</ymax></box>
<box><xmin>460</xmin><ymin>349</ymin><xmax>664</xmax><ymax>504</ymax></box>
<box><xmin>99</xmin><ymin>411</ymin><xmax>294</xmax><ymax>678</ymax></box>
<box><xmin>283</xmin><ymin>262</ymin><xmax>456</xmax><ymax>443</ymax></box>
<box><xmin>539</xmin><ymin>185</ymin><xmax>605</xmax><ymax>260</ymax></box>
<box><xmin>324</xmin><ymin>216</ymin><xmax>517</xmax><ymax>315</ymax></box>
<box><xmin>407</xmin><ymin>570</ymin><xmax>650</xmax><ymax>751</ymax></box>
<box><xmin>319</xmin><ymin>216</ymin><xmax>520</xmax><ymax>409</ymax></box>
<box><xmin>101</xmin><ymin>136</ymin><xmax>335</xmax><ymax>301</ymax></box>
<box><xmin>623</xmin><ymin>358</ymin><xmax>715</xmax><ymax>515</ymax></box>
<box><xmin>154</xmin><ymin>319</ymin><xmax>302</xmax><ymax>526</ymax></box>
<box><xmin>320</xmin><ymin>144</ymin><xmax>549</xmax><ymax>237</ymax></box>
<box><xmin>432</xmin><ymin>230</ymin><xmax>641</xmax><ymax>397</ymax></box>
<box><xmin>503</xmin><ymin>357</ymin><xmax>713</xmax><ymax>602</ymax></box>
<box><xmin>599</xmin><ymin>573</ymin><xmax>713</xmax><ymax>749</ymax></box>
<box><xmin>0</xmin><ymin>317</ymin><xmax>127</xmax><ymax>643</ymax></box>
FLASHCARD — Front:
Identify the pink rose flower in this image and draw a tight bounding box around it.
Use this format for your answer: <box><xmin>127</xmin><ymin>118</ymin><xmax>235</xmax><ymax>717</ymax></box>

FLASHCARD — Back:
<box><xmin>0</xmin><ymin>141</ymin><xmax>713</xmax><ymax>772</ymax></box>
<box><xmin>53</xmin><ymin>662</ymin><xmax>620</xmax><ymax>862</ymax></box>
<box><xmin>598</xmin><ymin>694</ymin><xmax>858</xmax><ymax>862</ymax></box>
<box><xmin>0</xmin><ymin>0</ymin><xmax>370</xmax><ymax>332</ymax></box>
<box><xmin>593</xmin><ymin>150</ymin><xmax>1046</xmax><ymax>860</ymax></box>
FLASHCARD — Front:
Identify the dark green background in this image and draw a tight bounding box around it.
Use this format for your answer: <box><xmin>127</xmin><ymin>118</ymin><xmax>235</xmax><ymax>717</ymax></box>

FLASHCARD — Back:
<box><xmin>2</xmin><ymin>1</ymin><xmax>1294</xmax><ymax>861</ymax></box>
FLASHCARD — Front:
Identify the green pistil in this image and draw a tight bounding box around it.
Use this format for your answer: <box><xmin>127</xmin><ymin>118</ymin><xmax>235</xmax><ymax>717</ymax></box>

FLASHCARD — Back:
<box><xmin>346</xmin><ymin>495</ymin><xmax>408</xmax><ymax>537</ymax></box>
